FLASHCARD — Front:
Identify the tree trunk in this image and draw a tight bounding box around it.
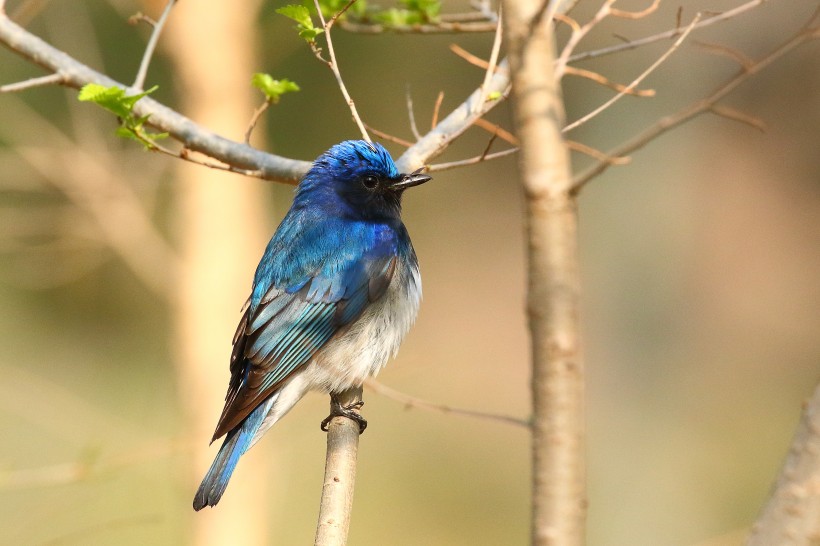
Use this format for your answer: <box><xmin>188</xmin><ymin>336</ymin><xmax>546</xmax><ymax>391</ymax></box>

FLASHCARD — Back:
<box><xmin>502</xmin><ymin>1</ymin><xmax>586</xmax><ymax>544</ymax></box>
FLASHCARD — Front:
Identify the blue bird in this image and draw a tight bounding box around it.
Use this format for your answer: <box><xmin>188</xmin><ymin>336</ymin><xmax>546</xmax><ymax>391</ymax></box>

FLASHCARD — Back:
<box><xmin>193</xmin><ymin>140</ymin><xmax>430</xmax><ymax>510</ymax></box>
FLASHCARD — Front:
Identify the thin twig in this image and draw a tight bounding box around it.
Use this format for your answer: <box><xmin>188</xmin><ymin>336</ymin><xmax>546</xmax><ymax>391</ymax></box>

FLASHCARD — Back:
<box><xmin>566</xmin><ymin>139</ymin><xmax>630</xmax><ymax>164</ymax></box>
<box><xmin>128</xmin><ymin>12</ymin><xmax>157</xmax><ymax>27</ymax></box>
<box><xmin>564</xmin><ymin>66</ymin><xmax>655</xmax><ymax>96</ymax></box>
<box><xmin>132</xmin><ymin>0</ymin><xmax>176</xmax><ymax>91</ymax></box>
<box><xmin>610</xmin><ymin>0</ymin><xmax>660</xmax><ymax>19</ymax></box>
<box><xmin>563</xmin><ymin>14</ymin><xmax>701</xmax><ymax>133</ymax></box>
<box><xmin>571</xmin><ymin>18</ymin><xmax>819</xmax><ymax>193</ymax></box>
<box><xmin>694</xmin><ymin>39</ymin><xmax>755</xmax><ymax>70</ymax></box>
<box><xmin>430</xmin><ymin>91</ymin><xmax>444</xmax><ymax>129</ymax></box>
<box><xmin>396</xmin><ymin>58</ymin><xmax>511</xmax><ymax>172</ymax></box>
<box><xmin>427</xmin><ymin>147</ymin><xmax>518</xmax><ymax>171</ymax></box>
<box><xmin>0</xmin><ymin>72</ymin><xmax>63</xmax><ymax>92</ymax></box>
<box><xmin>555</xmin><ymin>0</ymin><xmax>616</xmax><ymax>78</ymax></box>
<box><xmin>244</xmin><ymin>99</ymin><xmax>272</xmax><ymax>144</ymax></box>
<box><xmin>313</xmin><ymin>0</ymin><xmax>371</xmax><ymax>143</ymax></box>
<box><xmin>363</xmin><ymin>123</ymin><xmax>414</xmax><ymax>147</ymax></box>
<box><xmin>473</xmin><ymin>117</ymin><xmax>519</xmax><ymax>145</ymax></box>
<box><xmin>365</xmin><ymin>379</ymin><xmax>530</xmax><ymax>428</ymax></box>
<box><xmin>709</xmin><ymin>104</ymin><xmax>766</xmax><ymax>132</ymax></box>
<box><xmin>476</xmin><ymin>6</ymin><xmax>503</xmax><ymax>112</ymax></box>
<box><xmin>405</xmin><ymin>86</ymin><xmax>421</xmax><ymax>140</ymax></box>
<box><xmin>449</xmin><ymin>43</ymin><xmax>503</xmax><ymax>71</ymax></box>
<box><xmin>554</xmin><ymin>12</ymin><xmax>581</xmax><ymax>33</ymax></box>
<box><xmin>567</xmin><ymin>0</ymin><xmax>769</xmax><ymax>64</ymax></box>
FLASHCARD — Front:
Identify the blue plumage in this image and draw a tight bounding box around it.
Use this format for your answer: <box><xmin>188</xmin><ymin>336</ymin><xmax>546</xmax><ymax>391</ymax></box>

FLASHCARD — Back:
<box><xmin>193</xmin><ymin>141</ymin><xmax>430</xmax><ymax>510</ymax></box>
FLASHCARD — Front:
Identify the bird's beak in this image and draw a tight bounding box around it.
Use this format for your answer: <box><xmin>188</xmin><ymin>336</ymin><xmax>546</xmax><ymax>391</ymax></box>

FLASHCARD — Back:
<box><xmin>391</xmin><ymin>167</ymin><xmax>431</xmax><ymax>191</ymax></box>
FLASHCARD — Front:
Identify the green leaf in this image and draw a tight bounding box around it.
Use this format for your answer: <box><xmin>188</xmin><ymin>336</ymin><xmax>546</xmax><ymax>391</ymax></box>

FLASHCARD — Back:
<box><xmin>400</xmin><ymin>0</ymin><xmax>440</xmax><ymax>22</ymax></box>
<box><xmin>78</xmin><ymin>83</ymin><xmax>158</xmax><ymax>118</ymax></box>
<box><xmin>251</xmin><ymin>74</ymin><xmax>300</xmax><ymax>103</ymax></box>
<box><xmin>487</xmin><ymin>91</ymin><xmax>502</xmax><ymax>101</ymax></box>
<box><xmin>299</xmin><ymin>27</ymin><xmax>325</xmax><ymax>40</ymax></box>
<box><xmin>276</xmin><ymin>4</ymin><xmax>325</xmax><ymax>42</ymax></box>
<box><xmin>276</xmin><ymin>4</ymin><xmax>313</xmax><ymax>27</ymax></box>
<box><xmin>78</xmin><ymin>84</ymin><xmax>164</xmax><ymax>148</ymax></box>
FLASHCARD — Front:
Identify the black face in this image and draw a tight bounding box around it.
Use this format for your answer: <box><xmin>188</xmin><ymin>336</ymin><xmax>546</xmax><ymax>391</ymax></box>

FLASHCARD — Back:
<box><xmin>338</xmin><ymin>168</ymin><xmax>432</xmax><ymax>220</ymax></box>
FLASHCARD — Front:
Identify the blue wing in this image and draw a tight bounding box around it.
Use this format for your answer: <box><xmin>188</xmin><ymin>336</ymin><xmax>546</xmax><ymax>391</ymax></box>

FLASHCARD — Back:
<box><xmin>211</xmin><ymin>218</ymin><xmax>398</xmax><ymax>441</ymax></box>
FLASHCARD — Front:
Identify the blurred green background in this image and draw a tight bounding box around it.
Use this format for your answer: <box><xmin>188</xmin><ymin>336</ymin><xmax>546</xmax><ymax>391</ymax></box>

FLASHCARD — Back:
<box><xmin>1</xmin><ymin>0</ymin><xmax>818</xmax><ymax>544</ymax></box>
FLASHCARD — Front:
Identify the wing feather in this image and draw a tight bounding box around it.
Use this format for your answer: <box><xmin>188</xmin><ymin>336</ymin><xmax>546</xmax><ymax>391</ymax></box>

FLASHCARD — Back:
<box><xmin>211</xmin><ymin>230</ymin><xmax>398</xmax><ymax>441</ymax></box>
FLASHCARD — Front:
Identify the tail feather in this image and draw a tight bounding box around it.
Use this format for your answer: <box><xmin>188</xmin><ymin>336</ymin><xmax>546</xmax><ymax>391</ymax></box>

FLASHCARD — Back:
<box><xmin>193</xmin><ymin>396</ymin><xmax>275</xmax><ymax>510</ymax></box>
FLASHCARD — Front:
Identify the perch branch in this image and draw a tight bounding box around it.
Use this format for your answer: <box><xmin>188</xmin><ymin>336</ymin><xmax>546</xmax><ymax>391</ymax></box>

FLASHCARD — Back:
<box><xmin>314</xmin><ymin>387</ymin><xmax>363</xmax><ymax>546</ymax></box>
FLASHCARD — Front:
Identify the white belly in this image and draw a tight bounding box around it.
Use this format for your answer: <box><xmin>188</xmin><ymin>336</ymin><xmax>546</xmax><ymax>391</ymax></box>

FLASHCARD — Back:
<box><xmin>304</xmin><ymin>259</ymin><xmax>421</xmax><ymax>393</ymax></box>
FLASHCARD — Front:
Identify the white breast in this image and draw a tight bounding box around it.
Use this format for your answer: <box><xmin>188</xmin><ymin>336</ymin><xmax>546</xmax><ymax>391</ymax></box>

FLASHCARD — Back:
<box><xmin>303</xmin><ymin>259</ymin><xmax>421</xmax><ymax>394</ymax></box>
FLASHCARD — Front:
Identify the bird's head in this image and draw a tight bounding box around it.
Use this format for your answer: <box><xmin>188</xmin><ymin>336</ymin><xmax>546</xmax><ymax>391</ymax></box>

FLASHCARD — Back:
<box><xmin>296</xmin><ymin>140</ymin><xmax>431</xmax><ymax>220</ymax></box>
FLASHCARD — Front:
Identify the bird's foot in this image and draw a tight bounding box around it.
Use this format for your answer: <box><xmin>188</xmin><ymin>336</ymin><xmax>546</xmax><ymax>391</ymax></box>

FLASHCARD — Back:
<box><xmin>320</xmin><ymin>396</ymin><xmax>367</xmax><ymax>434</ymax></box>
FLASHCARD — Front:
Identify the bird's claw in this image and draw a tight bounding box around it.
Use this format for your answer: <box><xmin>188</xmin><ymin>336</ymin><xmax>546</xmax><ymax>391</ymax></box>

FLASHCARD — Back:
<box><xmin>320</xmin><ymin>397</ymin><xmax>367</xmax><ymax>434</ymax></box>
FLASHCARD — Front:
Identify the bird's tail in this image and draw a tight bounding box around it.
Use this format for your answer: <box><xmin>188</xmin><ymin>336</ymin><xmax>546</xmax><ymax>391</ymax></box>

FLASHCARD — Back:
<box><xmin>193</xmin><ymin>395</ymin><xmax>276</xmax><ymax>511</ymax></box>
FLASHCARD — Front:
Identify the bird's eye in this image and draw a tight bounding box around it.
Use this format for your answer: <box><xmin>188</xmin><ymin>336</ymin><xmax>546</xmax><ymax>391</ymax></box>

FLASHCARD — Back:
<box><xmin>362</xmin><ymin>175</ymin><xmax>379</xmax><ymax>190</ymax></box>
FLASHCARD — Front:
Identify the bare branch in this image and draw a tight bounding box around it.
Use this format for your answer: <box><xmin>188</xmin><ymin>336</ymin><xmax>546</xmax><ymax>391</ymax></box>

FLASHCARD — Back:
<box><xmin>571</xmin><ymin>18</ymin><xmax>819</xmax><ymax>192</ymax></box>
<box><xmin>746</xmin><ymin>383</ymin><xmax>820</xmax><ymax>546</ymax></box>
<box><xmin>132</xmin><ymin>0</ymin><xmax>177</xmax><ymax>91</ymax></box>
<box><xmin>0</xmin><ymin>72</ymin><xmax>63</xmax><ymax>92</ymax></box>
<box><xmin>563</xmin><ymin>14</ymin><xmax>701</xmax><ymax>133</ymax></box>
<box><xmin>313</xmin><ymin>0</ymin><xmax>371</xmax><ymax>143</ymax></box>
<box><xmin>365</xmin><ymin>379</ymin><xmax>530</xmax><ymax>428</ymax></box>
<box><xmin>567</xmin><ymin>0</ymin><xmax>769</xmax><ymax>64</ymax></box>
<box><xmin>0</xmin><ymin>12</ymin><xmax>311</xmax><ymax>182</ymax></box>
